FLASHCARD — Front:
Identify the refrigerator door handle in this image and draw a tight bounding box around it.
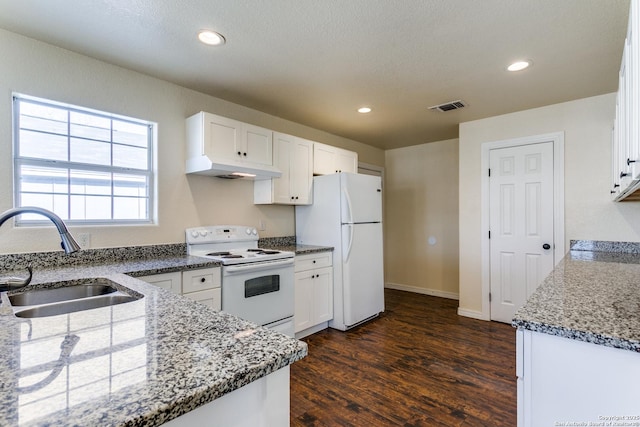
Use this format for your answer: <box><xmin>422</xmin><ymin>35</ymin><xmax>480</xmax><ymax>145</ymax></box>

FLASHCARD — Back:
<box><xmin>343</xmin><ymin>223</ymin><xmax>354</xmax><ymax>263</ymax></box>
<box><xmin>342</xmin><ymin>185</ymin><xmax>353</xmax><ymax>224</ymax></box>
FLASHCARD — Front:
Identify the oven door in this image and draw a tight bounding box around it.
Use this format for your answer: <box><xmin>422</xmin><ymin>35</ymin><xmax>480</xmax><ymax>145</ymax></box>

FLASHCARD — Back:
<box><xmin>221</xmin><ymin>258</ymin><xmax>294</xmax><ymax>327</ymax></box>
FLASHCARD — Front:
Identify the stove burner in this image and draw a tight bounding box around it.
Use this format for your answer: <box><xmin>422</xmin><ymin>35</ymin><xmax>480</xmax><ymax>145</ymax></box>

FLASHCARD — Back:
<box><xmin>247</xmin><ymin>248</ymin><xmax>280</xmax><ymax>255</ymax></box>
<box><xmin>207</xmin><ymin>251</ymin><xmax>231</xmax><ymax>256</ymax></box>
<box><xmin>222</xmin><ymin>254</ymin><xmax>244</xmax><ymax>259</ymax></box>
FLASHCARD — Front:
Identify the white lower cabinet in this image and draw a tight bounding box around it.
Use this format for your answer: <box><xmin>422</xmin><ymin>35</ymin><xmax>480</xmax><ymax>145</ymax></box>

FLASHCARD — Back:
<box><xmin>138</xmin><ymin>271</ymin><xmax>182</xmax><ymax>294</ymax></box>
<box><xmin>294</xmin><ymin>252</ymin><xmax>333</xmax><ymax>338</ymax></box>
<box><xmin>516</xmin><ymin>329</ymin><xmax>640</xmax><ymax>426</ymax></box>
<box><xmin>163</xmin><ymin>366</ymin><xmax>290</xmax><ymax>427</ymax></box>
<box><xmin>138</xmin><ymin>267</ymin><xmax>221</xmax><ymax>310</ymax></box>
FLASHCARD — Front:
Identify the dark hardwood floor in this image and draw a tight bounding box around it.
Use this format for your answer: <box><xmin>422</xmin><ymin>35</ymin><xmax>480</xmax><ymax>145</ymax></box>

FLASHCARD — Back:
<box><xmin>290</xmin><ymin>289</ymin><xmax>517</xmax><ymax>427</ymax></box>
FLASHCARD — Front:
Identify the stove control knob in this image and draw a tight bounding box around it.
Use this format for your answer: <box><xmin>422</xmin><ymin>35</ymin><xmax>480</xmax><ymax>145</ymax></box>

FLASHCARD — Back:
<box><xmin>251</xmin><ymin>228</ymin><xmax>257</xmax><ymax>235</ymax></box>
<box><xmin>245</xmin><ymin>228</ymin><xmax>252</xmax><ymax>235</ymax></box>
<box><xmin>190</xmin><ymin>231</ymin><xmax>199</xmax><ymax>238</ymax></box>
<box><xmin>199</xmin><ymin>230</ymin><xmax>207</xmax><ymax>237</ymax></box>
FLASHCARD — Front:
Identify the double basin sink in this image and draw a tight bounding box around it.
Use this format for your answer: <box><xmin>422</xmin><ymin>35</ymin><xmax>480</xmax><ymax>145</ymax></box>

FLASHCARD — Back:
<box><xmin>8</xmin><ymin>278</ymin><xmax>142</xmax><ymax>318</ymax></box>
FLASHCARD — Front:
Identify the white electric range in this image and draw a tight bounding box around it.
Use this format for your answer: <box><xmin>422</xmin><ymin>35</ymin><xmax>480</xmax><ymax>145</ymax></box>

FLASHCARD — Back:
<box><xmin>186</xmin><ymin>225</ymin><xmax>295</xmax><ymax>337</ymax></box>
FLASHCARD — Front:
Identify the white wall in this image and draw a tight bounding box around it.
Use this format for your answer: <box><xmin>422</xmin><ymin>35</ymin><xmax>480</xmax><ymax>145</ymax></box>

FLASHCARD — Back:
<box><xmin>458</xmin><ymin>93</ymin><xmax>640</xmax><ymax>317</ymax></box>
<box><xmin>0</xmin><ymin>29</ymin><xmax>383</xmax><ymax>254</ymax></box>
<box><xmin>384</xmin><ymin>139</ymin><xmax>459</xmax><ymax>299</ymax></box>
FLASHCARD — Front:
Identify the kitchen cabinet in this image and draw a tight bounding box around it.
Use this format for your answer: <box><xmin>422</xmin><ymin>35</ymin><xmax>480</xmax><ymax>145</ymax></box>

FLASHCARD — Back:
<box><xmin>516</xmin><ymin>329</ymin><xmax>640</xmax><ymax>426</ymax></box>
<box><xmin>294</xmin><ymin>252</ymin><xmax>333</xmax><ymax>338</ymax></box>
<box><xmin>186</xmin><ymin>112</ymin><xmax>279</xmax><ymax>178</ymax></box>
<box><xmin>612</xmin><ymin>0</ymin><xmax>640</xmax><ymax>200</ymax></box>
<box><xmin>163</xmin><ymin>367</ymin><xmax>290</xmax><ymax>427</ymax></box>
<box><xmin>138</xmin><ymin>271</ymin><xmax>181</xmax><ymax>294</ymax></box>
<box><xmin>313</xmin><ymin>142</ymin><xmax>358</xmax><ymax>175</ymax></box>
<box><xmin>138</xmin><ymin>267</ymin><xmax>221</xmax><ymax>310</ymax></box>
<box><xmin>253</xmin><ymin>132</ymin><xmax>313</xmax><ymax>205</ymax></box>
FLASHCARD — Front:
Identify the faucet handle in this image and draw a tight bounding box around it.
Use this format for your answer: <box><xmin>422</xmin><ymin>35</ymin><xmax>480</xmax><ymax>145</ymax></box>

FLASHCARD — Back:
<box><xmin>0</xmin><ymin>266</ymin><xmax>33</xmax><ymax>291</ymax></box>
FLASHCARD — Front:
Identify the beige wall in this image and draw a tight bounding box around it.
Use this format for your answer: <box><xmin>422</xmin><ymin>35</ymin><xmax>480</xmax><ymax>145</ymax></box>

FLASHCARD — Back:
<box><xmin>0</xmin><ymin>29</ymin><xmax>383</xmax><ymax>254</ymax></box>
<box><xmin>458</xmin><ymin>93</ymin><xmax>640</xmax><ymax>318</ymax></box>
<box><xmin>384</xmin><ymin>139</ymin><xmax>459</xmax><ymax>298</ymax></box>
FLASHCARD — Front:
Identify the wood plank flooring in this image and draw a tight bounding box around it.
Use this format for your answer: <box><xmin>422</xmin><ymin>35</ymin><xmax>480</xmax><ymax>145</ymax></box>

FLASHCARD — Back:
<box><xmin>290</xmin><ymin>289</ymin><xmax>517</xmax><ymax>427</ymax></box>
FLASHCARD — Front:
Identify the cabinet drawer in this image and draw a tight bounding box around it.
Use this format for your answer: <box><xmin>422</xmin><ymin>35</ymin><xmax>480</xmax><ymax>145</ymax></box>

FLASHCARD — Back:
<box><xmin>138</xmin><ymin>271</ymin><xmax>181</xmax><ymax>294</ymax></box>
<box><xmin>295</xmin><ymin>252</ymin><xmax>333</xmax><ymax>272</ymax></box>
<box><xmin>183</xmin><ymin>288</ymin><xmax>221</xmax><ymax>310</ymax></box>
<box><xmin>182</xmin><ymin>267</ymin><xmax>221</xmax><ymax>293</ymax></box>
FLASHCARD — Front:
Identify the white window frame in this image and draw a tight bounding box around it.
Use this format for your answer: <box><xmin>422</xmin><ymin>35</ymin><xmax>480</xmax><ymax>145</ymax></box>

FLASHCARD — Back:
<box><xmin>12</xmin><ymin>94</ymin><xmax>156</xmax><ymax>226</ymax></box>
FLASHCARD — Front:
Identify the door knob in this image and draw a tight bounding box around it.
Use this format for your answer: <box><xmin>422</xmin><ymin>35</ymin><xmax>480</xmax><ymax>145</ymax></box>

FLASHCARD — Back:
<box><xmin>542</xmin><ymin>243</ymin><xmax>551</xmax><ymax>250</ymax></box>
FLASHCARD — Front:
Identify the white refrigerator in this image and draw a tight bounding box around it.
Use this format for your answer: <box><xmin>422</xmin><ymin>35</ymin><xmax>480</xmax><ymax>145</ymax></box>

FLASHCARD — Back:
<box><xmin>295</xmin><ymin>172</ymin><xmax>384</xmax><ymax>330</ymax></box>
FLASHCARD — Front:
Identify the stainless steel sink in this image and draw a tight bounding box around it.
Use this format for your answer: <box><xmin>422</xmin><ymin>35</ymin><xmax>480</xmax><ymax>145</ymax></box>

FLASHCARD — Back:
<box><xmin>9</xmin><ymin>278</ymin><xmax>143</xmax><ymax>318</ymax></box>
<box><xmin>9</xmin><ymin>281</ymin><xmax>118</xmax><ymax>306</ymax></box>
<box><xmin>14</xmin><ymin>294</ymin><xmax>139</xmax><ymax>318</ymax></box>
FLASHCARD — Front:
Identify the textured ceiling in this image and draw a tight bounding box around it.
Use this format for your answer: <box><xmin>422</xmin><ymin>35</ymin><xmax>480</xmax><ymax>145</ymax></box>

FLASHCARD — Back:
<box><xmin>0</xmin><ymin>0</ymin><xmax>630</xmax><ymax>150</ymax></box>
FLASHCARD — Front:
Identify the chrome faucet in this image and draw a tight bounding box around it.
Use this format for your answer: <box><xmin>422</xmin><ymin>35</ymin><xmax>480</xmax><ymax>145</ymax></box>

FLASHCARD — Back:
<box><xmin>0</xmin><ymin>207</ymin><xmax>81</xmax><ymax>292</ymax></box>
<box><xmin>0</xmin><ymin>206</ymin><xmax>81</xmax><ymax>254</ymax></box>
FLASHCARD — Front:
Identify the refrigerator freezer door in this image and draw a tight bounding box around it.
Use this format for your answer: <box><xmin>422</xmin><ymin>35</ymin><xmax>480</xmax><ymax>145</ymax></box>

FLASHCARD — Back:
<box><xmin>340</xmin><ymin>173</ymin><xmax>382</xmax><ymax>224</ymax></box>
<box><xmin>341</xmin><ymin>222</ymin><xmax>384</xmax><ymax>327</ymax></box>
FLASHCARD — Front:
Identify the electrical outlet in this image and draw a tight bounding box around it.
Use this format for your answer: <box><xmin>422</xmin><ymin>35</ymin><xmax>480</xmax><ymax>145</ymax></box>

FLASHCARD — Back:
<box><xmin>259</xmin><ymin>220</ymin><xmax>266</xmax><ymax>231</ymax></box>
<box><xmin>76</xmin><ymin>233</ymin><xmax>91</xmax><ymax>249</ymax></box>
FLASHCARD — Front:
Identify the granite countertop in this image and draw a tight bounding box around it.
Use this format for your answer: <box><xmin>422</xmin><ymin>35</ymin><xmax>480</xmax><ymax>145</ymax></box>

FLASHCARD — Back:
<box><xmin>0</xmin><ymin>244</ymin><xmax>308</xmax><ymax>426</ymax></box>
<box><xmin>257</xmin><ymin>236</ymin><xmax>333</xmax><ymax>256</ymax></box>
<box><xmin>512</xmin><ymin>240</ymin><xmax>640</xmax><ymax>353</ymax></box>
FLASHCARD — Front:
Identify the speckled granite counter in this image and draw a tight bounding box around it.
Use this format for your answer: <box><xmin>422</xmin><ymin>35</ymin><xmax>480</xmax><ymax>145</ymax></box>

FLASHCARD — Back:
<box><xmin>0</xmin><ymin>244</ymin><xmax>308</xmax><ymax>426</ymax></box>
<box><xmin>259</xmin><ymin>236</ymin><xmax>333</xmax><ymax>255</ymax></box>
<box><xmin>512</xmin><ymin>240</ymin><xmax>640</xmax><ymax>353</ymax></box>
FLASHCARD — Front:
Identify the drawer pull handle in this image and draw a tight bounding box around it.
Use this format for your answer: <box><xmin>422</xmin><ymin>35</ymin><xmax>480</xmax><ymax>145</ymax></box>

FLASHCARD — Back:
<box><xmin>200</xmin><ymin>278</ymin><xmax>206</xmax><ymax>283</ymax></box>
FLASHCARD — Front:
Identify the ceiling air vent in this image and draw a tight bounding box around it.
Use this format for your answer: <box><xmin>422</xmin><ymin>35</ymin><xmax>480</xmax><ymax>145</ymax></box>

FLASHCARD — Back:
<box><xmin>428</xmin><ymin>100</ymin><xmax>466</xmax><ymax>112</ymax></box>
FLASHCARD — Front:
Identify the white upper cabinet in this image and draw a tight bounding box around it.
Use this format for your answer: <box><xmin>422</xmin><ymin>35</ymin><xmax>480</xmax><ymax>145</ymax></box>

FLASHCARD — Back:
<box><xmin>254</xmin><ymin>132</ymin><xmax>313</xmax><ymax>205</ymax></box>
<box><xmin>186</xmin><ymin>112</ymin><xmax>280</xmax><ymax>178</ymax></box>
<box><xmin>313</xmin><ymin>142</ymin><xmax>358</xmax><ymax>175</ymax></box>
<box><xmin>612</xmin><ymin>0</ymin><xmax>640</xmax><ymax>201</ymax></box>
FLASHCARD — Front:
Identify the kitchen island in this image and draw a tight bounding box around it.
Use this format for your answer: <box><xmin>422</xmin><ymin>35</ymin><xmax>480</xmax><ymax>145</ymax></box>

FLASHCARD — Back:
<box><xmin>0</xmin><ymin>245</ymin><xmax>307</xmax><ymax>426</ymax></box>
<box><xmin>512</xmin><ymin>240</ymin><xmax>640</xmax><ymax>427</ymax></box>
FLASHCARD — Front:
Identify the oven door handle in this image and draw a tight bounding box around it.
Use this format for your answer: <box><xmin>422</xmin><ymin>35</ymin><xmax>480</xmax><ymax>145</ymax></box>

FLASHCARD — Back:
<box><xmin>224</xmin><ymin>258</ymin><xmax>294</xmax><ymax>275</ymax></box>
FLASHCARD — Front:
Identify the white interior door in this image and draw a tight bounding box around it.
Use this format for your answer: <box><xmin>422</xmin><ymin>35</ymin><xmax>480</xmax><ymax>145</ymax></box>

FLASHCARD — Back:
<box><xmin>489</xmin><ymin>142</ymin><xmax>554</xmax><ymax>323</ymax></box>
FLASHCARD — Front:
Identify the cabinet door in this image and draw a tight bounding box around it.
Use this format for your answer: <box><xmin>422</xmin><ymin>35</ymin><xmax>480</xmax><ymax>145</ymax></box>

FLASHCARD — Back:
<box><xmin>313</xmin><ymin>267</ymin><xmax>333</xmax><ymax>323</ymax></box>
<box><xmin>272</xmin><ymin>133</ymin><xmax>294</xmax><ymax>204</ymax></box>
<box><xmin>291</xmin><ymin>138</ymin><xmax>313</xmax><ymax>204</ymax></box>
<box><xmin>137</xmin><ymin>271</ymin><xmax>181</xmax><ymax>294</ymax></box>
<box><xmin>184</xmin><ymin>288</ymin><xmax>221</xmax><ymax>310</ymax></box>
<box><xmin>294</xmin><ymin>270</ymin><xmax>314</xmax><ymax>333</ymax></box>
<box><xmin>244</xmin><ymin>123</ymin><xmax>273</xmax><ymax>166</ymax></box>
<box><xmin>313</xmin><ymin>142</ymin><xmax>358</xmax><ymax>175</ymax></box>
<box><xmin>313</xmin><ymin>142</ymin><xmax>338</xmax><ymax>175</ymax></box>
<box><xmin>336</xmin><ymin>148</ymin><xmax>358</xmax><ymax>174</ymax></box>
<box><xmin>203</xmin><ymin>113</ymin><xmax>243</xmax><ymax>163</ymax></box>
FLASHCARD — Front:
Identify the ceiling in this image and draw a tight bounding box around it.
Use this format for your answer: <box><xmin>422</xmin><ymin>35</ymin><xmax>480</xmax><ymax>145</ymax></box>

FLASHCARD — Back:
<box><xmin>0</xmin><ymin>0</ymin><xmax>630</xmax><ymax>150</ymax></box>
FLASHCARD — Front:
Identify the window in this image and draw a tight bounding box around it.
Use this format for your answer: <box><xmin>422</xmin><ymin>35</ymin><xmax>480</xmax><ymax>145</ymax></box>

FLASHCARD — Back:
<box><xmin>13</xmin><ymin>94</ymin><xmax>154</xmax><ymax>225</ymax></box>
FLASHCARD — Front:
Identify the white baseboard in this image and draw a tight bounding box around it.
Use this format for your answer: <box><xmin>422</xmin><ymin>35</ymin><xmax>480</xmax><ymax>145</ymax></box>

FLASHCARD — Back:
<box><xmin>457</xmin><ymin>307</ymin><xmax>490</xmax><ymax>321</ymax></box>
<box><xmin>384</xmin><ymin>282</ymin><xmax>459</xmax><ymax>300</ymax></box>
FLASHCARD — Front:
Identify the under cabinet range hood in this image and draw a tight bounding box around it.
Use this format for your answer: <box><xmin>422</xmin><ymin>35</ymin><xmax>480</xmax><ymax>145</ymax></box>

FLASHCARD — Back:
<box><xmin>185</xmin><ymin>111</ymin><xmax>282</xmax><ymax>180</ymax></box>
<box><xmin>185</xmin><ymin>155</ymin><xmax>282</xmax><ymax>180</ymax></box>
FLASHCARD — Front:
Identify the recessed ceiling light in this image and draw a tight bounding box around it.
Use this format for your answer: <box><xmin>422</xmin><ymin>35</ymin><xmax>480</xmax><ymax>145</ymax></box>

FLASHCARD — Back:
<box><xmin>507</xmin><ymin>60</ymin><xmax>531</xmax><ymax>72</ymax></box>
<box><xmin>358</xmin><ymin>107</ymin><xmax>372</xmax><ymax>113</ymax></box>
<box><xmin>198</xmin><ymin>30</ymin><xmax>226</xmax><ymax>46</ymax></box>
